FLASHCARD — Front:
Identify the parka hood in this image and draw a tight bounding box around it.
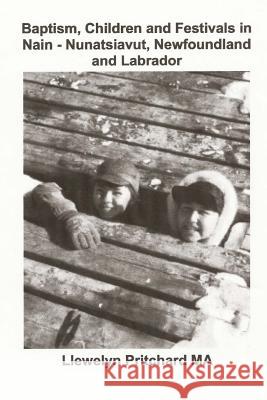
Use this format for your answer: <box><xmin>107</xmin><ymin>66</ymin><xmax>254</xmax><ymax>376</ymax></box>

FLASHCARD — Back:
<box><xmin>167</xmin><ymin>170</ymin><xmax>238</xmax><ymax>245</ymax></box>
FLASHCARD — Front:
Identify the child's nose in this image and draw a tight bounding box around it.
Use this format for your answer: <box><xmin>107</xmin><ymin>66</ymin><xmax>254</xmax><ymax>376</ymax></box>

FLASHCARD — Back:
<box><xmin>103</xmin><ymin>190</ymin><xmax>113</xmax><ymax>203</ymax></box>
<box><xmin>189</xmin><ymin>210</ymin><xmax>199</xmax><ymax>223</ymax></box>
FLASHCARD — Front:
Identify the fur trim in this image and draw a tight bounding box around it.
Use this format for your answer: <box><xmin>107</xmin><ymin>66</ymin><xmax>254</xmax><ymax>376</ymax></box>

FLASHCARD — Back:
<box><xmin>167</xmin><ymin>170</ymin><xmax>238</xmax><ymax>245</ymax></box>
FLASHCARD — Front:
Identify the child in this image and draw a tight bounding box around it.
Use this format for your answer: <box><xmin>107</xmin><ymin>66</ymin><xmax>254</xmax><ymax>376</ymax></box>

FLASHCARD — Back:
<box><xmin>91</xmin><ymin>158</ymin><xmax>140</xmax><ymax>222</ymax></box>
<box><xmin>26</xmin><ymin>158</ymin><xmax>140</xmax><ymax>250</ymax></box>
<box><xmin>166</xmin><ymin>170</ymin><xmax>238</xmax><ymax>245</ymax></box>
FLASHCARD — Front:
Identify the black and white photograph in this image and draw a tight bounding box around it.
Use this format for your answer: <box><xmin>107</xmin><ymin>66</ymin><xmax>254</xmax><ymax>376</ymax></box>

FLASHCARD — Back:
<box><xmin>23</xmin><ymin>71</ymin><xmax>250</xmax><ymax>349</ymax></box>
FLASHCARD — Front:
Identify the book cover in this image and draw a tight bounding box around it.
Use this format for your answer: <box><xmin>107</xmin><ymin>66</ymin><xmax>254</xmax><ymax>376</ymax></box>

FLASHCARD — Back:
<box><xmin>0</xmin><ymin>1</ymin><xmax>266</xmax><ymax>399</ymax></box>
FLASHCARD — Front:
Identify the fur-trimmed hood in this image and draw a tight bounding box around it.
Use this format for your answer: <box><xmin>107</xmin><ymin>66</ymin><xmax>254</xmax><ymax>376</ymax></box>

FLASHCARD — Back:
<box><xmin>167</xmin><ymin>170</ymin><xmax>238</xmax><ymax>245</ymax></box>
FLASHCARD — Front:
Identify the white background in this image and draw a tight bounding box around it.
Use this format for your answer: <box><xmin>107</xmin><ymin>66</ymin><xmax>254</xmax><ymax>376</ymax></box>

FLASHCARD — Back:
<box><xmin>0</xmin><ymin>0</ymin><xmax>266</xmax><ymax>398</ymax></box>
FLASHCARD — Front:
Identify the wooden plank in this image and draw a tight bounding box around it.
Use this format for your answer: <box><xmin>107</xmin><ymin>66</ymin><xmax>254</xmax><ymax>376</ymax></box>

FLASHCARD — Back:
<box><xmin>24</xmin><ymin>258</ymin><xmax>200</xmax><ymax>341</ymax></box>
<box><xmin>24</xmin><ymin>72</ymin><xmax>249</xmax><ymax>123</ymax></box>
<box><xmin>92</xmin><ymin>72</ymin><xmax>235</xmax><ymax>94</ymax></box>
<box><xmin>24</xmin><ymin>142</ymin><xmax>250</xmax><ymax>217</ymax></box>
<box><xmin>24</xmin><ymin>81</ymin><xmax>250</xmax><ymax>141</ymax></box>
<box><xmin>24</xmin><ymin>123</ymin><xmax>249</xmax><ymax>190</ymax></box>
<box><xmin>25</xmin><ymin>293</ymin><xmax>173</xmax><ymax>348</ymax></box>
<box><xmin>89</xmin><ymin>217</ymin><xmax>250</xmax><ymax>283</ymax></box>
<box><xmin>24</xmin><ymin>221</ymin><xmax>209</xmax><ymax>305</ymax></box>
<box><xmin>25</xmin><ymin>215</ymin><xmax>250</xmax><ymax>283</ymax></box>
<box><xmin>24</xmin><ymin>100</ymin><xmax>250</xmax><ymax>168</ymax></box>
<box><xmin>202</xmin><ymin>71</ymin><xmax>248</xmax><ymax>80</ymax></box>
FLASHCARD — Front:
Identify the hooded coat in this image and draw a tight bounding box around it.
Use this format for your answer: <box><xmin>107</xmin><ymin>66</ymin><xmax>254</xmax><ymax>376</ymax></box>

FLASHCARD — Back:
<box><xmin>166</xmin><ymin>170</ymin><xmax>238</xmax><ymax>246</ymax></box>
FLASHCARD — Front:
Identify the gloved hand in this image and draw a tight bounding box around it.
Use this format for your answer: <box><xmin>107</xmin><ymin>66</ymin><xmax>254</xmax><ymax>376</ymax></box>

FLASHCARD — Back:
<box><xmin>63</xmin><ymin>212</ymin><xmax>101</xmax><ymax>250</ymax></box>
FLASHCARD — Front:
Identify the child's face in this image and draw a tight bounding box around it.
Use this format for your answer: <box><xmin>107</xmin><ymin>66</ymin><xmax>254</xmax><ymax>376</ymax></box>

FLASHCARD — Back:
<box><xmin>93</xmin><ymin>182</ymin><xmax>132</xmax><ymax>220</ymax></box>
<box><xmin>177</xmin><ymin>201</ymin><xmax>219</xmax><ymax>242</ymax></box>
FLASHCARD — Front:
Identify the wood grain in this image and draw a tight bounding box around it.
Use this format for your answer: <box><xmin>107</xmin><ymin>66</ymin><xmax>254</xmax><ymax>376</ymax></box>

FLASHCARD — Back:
<box><xmin>24</xmin><ymin>258</ymin><xmax>201</xmax><ymax>341</ymax></box>
<box><xmin>25</xmin><ymin>293</ymin><xmax>173</xmax><ymax>348</ymax></box>
<box><xmin>24</xmin><ymin>123</ymin><xmax>249</xmax><ymax>190</ymax></box>
<box><xmin>24</xmin><ymin>72</ymin><xmax>249</xmax><ymax>123</ymax></box>
<box><xmin>24</xmin><ymin>218</ymin><xmax>250</xmax><ymax>283</ymax></box>
<box><xmin>93</xmin><ymin>72</ymin><xmax>234</xmax><ymax>94</ymax></box>
<box><xmin>24</xmin><ymin>81</ymin><xmax>249</xmax><ymax>141</ymax></box>
<box><xmin>202</xmin><ymin>71</ymin><xmax>248</xmax><ymax>80</ymax></box>
<box><xmin>25</xmin><ymin>221</ymin><xmax>210</xmax><ymax>305</ymax></box>
<box><xmin>24</xmin><ymin>100</ymin><xmax>250</xmax><ymax>167</ymax></box>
